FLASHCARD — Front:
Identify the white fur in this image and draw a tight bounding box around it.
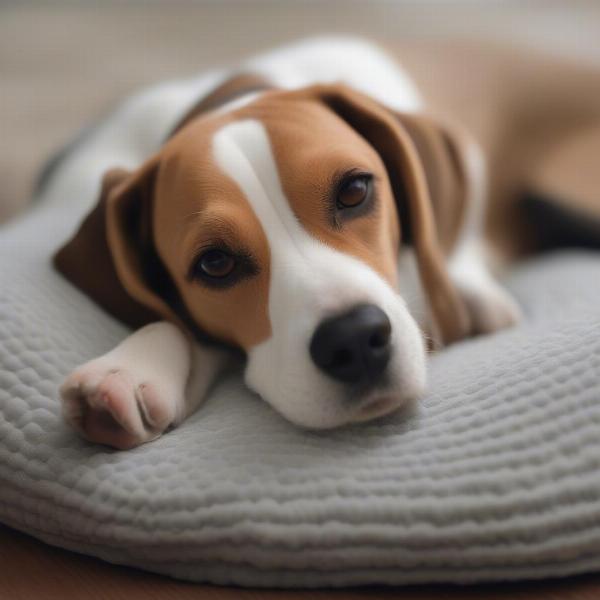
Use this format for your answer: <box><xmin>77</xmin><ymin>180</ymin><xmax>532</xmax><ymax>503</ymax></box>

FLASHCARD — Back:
<box><xmin>40</xmin><ymin>36</ymin><xmax>421</xmax><ymax>219</ymax></box>
<box><xmin>213</xmin><ymin>120</ymin><xmax>425</xmax><ymax>428</ymax></box>
<box><xmin>60</xmin><ymin>322</ymin><xmax>227</xmax><ymax>448</ymax></box>
<box><xmin>447</xmin><ymin>135</ymin><xmax>522</xmax><ymax>333</ymax></box>
<box><xmin>54</xmin><ymin>36</ymin><xmax>514</xmax><ymax>445</ymax></box>
<box><xmin>397</xmin><ymin>132</ymin><xmax>521</xmax><ymax>338</ymax></box>
<box><xmin>245</xmin><ymin>36</ymin><xmax>422</xmax><ymax>112</ymax></box>
<box><xmin>61</xmin><ymin>322</ymin><xmax>191</xmax><ymax>448</ymax></box>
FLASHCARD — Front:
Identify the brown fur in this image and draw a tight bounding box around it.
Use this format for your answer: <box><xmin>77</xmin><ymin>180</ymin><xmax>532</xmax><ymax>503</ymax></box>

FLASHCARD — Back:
<box><xmin>252</xmin><ymin>95</ymin><xmax>401</xmax><ymax>286</ymax></box>
<box><xmin>156</xmin><ymin>115</ymin><xmax>273</xmax><ymax>348</ymax></box>
<box><xmin>55</xmin><ymin>82</ymin><xmax>475</xmax><ymax>351</ymax></box>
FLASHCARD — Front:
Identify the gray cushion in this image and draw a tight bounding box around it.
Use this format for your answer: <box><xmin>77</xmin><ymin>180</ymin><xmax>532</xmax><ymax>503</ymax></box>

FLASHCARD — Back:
<box><xmin>2</xmin><ymin>197</ymin><xmax>600</xmax><ymax>586</ymax></box>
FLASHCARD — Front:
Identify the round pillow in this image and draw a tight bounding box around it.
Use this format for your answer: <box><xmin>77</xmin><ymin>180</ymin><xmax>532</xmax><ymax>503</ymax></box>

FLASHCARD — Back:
<box><xmin>1</xmin><ymin>196</ymin><xmax>600</xmax><ymax>586</ymax></box>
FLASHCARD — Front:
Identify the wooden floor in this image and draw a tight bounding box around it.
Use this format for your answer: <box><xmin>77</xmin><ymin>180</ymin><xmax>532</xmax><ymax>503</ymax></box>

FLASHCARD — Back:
<box><xmin>1</xmin><ymin>525</ymin><xmax>600</xmax><ymax>600</ymax></box>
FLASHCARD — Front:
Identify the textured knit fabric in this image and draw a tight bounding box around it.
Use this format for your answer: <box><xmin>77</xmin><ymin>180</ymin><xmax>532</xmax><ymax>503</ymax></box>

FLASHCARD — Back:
<box><xmin>1</xmin><ymin>195</ymin><xmax>600</xmax><ymax>586</ymax></box>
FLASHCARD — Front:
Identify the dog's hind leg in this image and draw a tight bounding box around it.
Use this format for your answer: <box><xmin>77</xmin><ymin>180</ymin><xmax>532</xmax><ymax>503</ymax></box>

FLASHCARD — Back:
<box><xmin>448</xmin><ymin>138</ymin><xmax>522</xmax><ymax>336</ymax></box>
<box><xmin>60</xmin><ymin>321</ymin><xmax>226</xmax><ymax>449</ymax></box>
<box><xmin>449</xmin><ymin>237</ymin><xmax>522</xmax><ymax>336</ymax></box>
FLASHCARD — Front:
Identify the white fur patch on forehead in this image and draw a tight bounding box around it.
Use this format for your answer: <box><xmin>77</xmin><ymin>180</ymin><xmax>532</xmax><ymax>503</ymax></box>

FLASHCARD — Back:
<box><xmin>212</xmin><ymin>119</ymin><xmax>304</xmax><ymax>249</ymax></box>
<box><xmin>212</xmin><ymin>119</ymin><xmax>425</xmax><ymax>429</ymax></box>
<box><xmin>211</xmin><ymin>117</ymin><xmax>388</xmax><ymax>303</ymax></box>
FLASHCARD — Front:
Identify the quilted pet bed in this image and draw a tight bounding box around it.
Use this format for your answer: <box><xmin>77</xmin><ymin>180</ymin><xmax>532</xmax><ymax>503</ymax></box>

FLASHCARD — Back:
<box><xmin>1</xmin><ymin>188</ymin><xmax>600</xmax><ymax>586</ymax></box>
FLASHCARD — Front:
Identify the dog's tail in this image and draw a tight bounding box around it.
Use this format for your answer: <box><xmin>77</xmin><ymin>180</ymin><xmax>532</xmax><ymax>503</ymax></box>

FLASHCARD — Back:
<box><xmin>518</xmin><ymin>123</ymin><xmax>600</xmax><ymax>252</ymax></box>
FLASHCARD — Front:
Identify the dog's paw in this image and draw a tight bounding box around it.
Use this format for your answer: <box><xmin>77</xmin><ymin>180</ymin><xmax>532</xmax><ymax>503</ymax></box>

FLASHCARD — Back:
<box><xmin>60</xmin><ymin>362</ymin><xmax>179</xmax><ymax>450</ymax></box>
<box><xmin>458</xmin><ymin>280</ymin><xmax>522</xmax><ymax>336</ymax></box>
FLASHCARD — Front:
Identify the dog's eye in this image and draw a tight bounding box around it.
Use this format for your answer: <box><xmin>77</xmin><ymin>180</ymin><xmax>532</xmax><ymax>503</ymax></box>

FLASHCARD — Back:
<box><xmin>336</xmin><ymin>174</ymin><xmax>372</xmax><ymax>209</ymax></box>
<box><xmin>195</xmin><ymin>249</ymin><xmax>236</xmax><ymax>279</ymax></box>
<box><xmin>189</xmin><ymin>246</ymin><xmax>259</xmax><ymax>289</ymax></box>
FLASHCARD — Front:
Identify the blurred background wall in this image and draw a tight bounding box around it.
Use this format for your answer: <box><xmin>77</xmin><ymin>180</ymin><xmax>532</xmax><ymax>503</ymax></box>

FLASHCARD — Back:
<box><xmin>1</xmin><ymin>0</ymin><xmax>599</xmax><ymax>222</ymax></box>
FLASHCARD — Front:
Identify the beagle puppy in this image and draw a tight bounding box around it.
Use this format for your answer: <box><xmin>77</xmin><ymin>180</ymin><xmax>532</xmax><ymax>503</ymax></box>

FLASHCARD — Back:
<box><xmin>48</xmin><ymin>37</ymin><xmax>520</xmax><ymax>449</ymax></box>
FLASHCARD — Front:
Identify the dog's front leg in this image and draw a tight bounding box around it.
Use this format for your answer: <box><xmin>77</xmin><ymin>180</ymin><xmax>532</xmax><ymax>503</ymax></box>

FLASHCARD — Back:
<box><xmin>60</xmin><ymin>321</ymin><xmax>225</xmax><ymax>449</ymax></box>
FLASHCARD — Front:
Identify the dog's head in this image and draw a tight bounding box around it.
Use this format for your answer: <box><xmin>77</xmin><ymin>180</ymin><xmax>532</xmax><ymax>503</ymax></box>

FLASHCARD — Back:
<box><xmin>56</xmin><ymin>83</ymin><xmax>473</xmax><ymax>428</ymax></box>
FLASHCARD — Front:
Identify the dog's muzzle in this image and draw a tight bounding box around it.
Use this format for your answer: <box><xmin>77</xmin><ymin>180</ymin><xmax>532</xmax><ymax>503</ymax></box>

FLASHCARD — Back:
<box><xmin>309</xmin><ymin>304</ymin><xmax>392</xmax><ymax>386</ymax></box>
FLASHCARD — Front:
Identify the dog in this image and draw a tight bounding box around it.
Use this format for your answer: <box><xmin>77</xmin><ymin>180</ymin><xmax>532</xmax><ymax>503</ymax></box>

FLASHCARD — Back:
<box><xmin>48</xmin><ymin>35</ymin><xmax>598</xmax><ymax>450</ymax></box>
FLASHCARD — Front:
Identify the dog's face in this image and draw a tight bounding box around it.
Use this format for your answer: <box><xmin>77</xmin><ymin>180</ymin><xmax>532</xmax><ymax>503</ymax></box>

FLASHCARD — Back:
<box><xmin>152</xmin><ymin>94</ymin><xmax>426</xmax><ymax>427</ymax></box>
<box><xmin>60</xmin><ymin>84</ymin><xmax>471</xmax><ymax>429</ymax></box>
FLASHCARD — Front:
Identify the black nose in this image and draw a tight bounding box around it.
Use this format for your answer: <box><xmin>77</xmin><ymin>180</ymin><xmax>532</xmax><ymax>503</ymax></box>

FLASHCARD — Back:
<box><xmin>309</xmin><ymin>304</ymin><xmax>392</xmax><ymax>385</ymax></box>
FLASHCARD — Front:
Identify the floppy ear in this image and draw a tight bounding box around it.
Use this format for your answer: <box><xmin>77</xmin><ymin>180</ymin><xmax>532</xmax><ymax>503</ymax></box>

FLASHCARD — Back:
<box><xmin>309</xmin><ymin>83</ymin><xmax>471</xmax><ymax>345</ymax></box>
<box><xmin>396</xmin><ymin>113</ymin><xmax>475</xmax><ymax>255</ymax></box>
<box><xmin>54</xmin><ymin>158</ymin><xmax>183</xmax><ymax>330</ymax></box>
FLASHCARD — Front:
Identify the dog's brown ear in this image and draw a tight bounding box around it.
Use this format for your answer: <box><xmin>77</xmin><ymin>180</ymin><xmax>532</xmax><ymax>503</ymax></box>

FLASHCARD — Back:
<box><xmin>310</xmin><ymin>83</ymin><xmax>471</xmax><ymax>345</ymax></box>
<box><xmin>395</xmin><ymin>113</ymin><xmax>475</xmax><ymax>255</ymax></box>
<box><xmin>54</xmin><ymin>159</ymin><xmax>182</xmax><ymax>329</ymax></box>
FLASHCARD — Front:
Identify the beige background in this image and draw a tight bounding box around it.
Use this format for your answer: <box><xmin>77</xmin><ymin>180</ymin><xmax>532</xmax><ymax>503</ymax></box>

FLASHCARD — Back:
<box><xmin>1</xmin><ymin>0</ymin><xmax>600</xmax><ymax>222</ymax></box>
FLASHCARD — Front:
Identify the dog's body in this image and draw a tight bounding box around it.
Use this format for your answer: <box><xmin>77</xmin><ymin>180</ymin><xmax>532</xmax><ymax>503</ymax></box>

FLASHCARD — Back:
<box><xmin>45</xmin><ymin>37</ymin><xmax>600</xmax><ymax>449</ymax></box>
